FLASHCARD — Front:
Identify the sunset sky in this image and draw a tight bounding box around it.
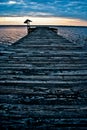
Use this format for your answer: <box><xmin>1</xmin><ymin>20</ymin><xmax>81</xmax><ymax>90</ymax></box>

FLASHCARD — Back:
<box><xmin>0</xmin><ymin>0</ymin><xmax>87</xmax><ymax>26</ymax></box>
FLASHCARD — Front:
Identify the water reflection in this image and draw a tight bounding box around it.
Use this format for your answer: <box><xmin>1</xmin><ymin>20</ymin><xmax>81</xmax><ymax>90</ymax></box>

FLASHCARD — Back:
<box><xmin>0</xmin><ymin>27</ymin><xmax>27</xmax><ymax>45</ymax></box>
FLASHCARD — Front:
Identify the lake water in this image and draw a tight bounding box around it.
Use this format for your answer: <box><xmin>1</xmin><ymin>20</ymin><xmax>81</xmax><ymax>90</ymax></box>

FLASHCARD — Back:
<box><xmin>0</xmin><ymin>26</ymin><xmax>87</xmax><ymax>45</ymax></box>
<box><xmin>57</xmin><ymin>26</ymin><xmax>87</xmax><ymax>45</ymax></box>
<box><xmin>0</xmin><ymin>26</ymin><xmax>27</xmax><ymax>45</ymax></box>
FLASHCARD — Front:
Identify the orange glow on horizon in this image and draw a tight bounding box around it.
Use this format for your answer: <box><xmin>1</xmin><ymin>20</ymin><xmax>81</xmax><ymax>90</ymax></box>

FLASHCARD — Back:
<box><xmin>0</xmin><ymin>17</ymin><xmax>87</xmax><ymax>26</ymax></box>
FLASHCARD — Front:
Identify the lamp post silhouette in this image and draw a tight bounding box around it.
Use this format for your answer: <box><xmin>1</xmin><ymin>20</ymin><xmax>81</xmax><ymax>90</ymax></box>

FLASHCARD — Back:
<box><xmin>24</xmin><ymin>19</ymin><xmax>32</xmax><ymax>34</ymax></box>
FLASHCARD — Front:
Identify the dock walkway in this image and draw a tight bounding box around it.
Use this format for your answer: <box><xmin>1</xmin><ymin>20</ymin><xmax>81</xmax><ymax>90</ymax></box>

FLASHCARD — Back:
<box><xmin>0</xmin><ymin>27</ymin><xmax>87</xmax><ymax>129</ymax></box>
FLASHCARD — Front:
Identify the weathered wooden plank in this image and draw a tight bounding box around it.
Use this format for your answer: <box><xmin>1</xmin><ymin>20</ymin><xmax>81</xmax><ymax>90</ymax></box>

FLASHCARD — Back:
<box><xmin>0</xmin><ymin>27</ymin><xmax>87</xmax><ymax>129</ymax></box>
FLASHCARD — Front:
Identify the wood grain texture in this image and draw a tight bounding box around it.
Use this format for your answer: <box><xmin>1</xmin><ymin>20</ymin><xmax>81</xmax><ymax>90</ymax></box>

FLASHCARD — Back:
<box><xmin>0</xmin><ymin>27</ymin><xmax>87</xmax><ymax>129</ymax></box>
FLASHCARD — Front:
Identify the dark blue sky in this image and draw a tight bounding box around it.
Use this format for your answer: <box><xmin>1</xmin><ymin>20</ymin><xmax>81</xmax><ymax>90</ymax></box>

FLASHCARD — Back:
<box><xmin>0</xmin><ymin>0</ymin><xmax>87</xmax><ymax>20</ymax></box>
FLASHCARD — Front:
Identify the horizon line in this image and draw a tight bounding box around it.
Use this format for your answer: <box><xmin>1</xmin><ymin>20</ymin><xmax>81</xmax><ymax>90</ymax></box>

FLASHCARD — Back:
<box><xmin>0</xmin><ymin>25</ymin><xmax>87</xmax><ymax>27</ymax></box>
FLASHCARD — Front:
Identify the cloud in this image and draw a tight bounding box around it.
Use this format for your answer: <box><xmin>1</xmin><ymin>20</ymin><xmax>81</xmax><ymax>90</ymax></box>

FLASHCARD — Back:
<box><xmin>0</xmin><ymin>0</ymin><xmax>87</xmax><ymax>21</ymax></box>
<box><xmin>50</xmin><ymin>0</ymin><xmax>87</xmax><ymax>20</ymax></box>
<box><xmin>0</xmin><ymin>0</ymin><xmax>25</xmax><ymax>5</ymax></box>
<box><xmin>0</xmin><ymin>11</ymin><xmax>53</xmax><ymax>17</ymax></box>
<box><xmin>24</xmin><ymin>1</ymin><xmax>56</xmax><ymax>11</ymax></box>
<box><xmin>65</xmin><ymin>1</ymin><xmax>86</xmax><ymax>8</ymax></box>
<box><xmin>8</xmin><ymin>1</ymin><xmax>17</xmax><ymax>5</ymax></box>
<box><xmin>27</xmin><ymin>12</ymin><xmax>53</xmax><ymax>17</ymax></box>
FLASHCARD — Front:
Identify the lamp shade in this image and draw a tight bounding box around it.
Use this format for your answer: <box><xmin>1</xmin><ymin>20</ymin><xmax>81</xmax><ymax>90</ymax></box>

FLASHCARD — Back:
<box><xmin>24</xmin><ymin>19</ymin><xmax>32</xmax><ymax>23</ymax></box>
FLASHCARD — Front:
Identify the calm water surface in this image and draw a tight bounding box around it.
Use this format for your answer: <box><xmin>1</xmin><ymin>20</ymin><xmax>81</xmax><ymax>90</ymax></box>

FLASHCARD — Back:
<box><xmin>0</xmin><ymin>26</ymin><xmax>87</xmax><ymax>45</ymax></box>
<box><xmin>0</xmin><ymin>26</ymin><xmax>27</xmax><ymax>45</ymax></box>
<box><xmin>57</xmin><ymin>26</ymin><xmax>87</xmax><ymax>45</ymax></box>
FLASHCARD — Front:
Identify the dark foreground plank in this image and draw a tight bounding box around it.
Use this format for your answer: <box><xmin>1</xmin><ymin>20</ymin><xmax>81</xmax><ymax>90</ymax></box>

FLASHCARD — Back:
<box><xmin>0</xmin><ymin>27</ymin><xmax>87</xmax><ymax>129</ymax></box>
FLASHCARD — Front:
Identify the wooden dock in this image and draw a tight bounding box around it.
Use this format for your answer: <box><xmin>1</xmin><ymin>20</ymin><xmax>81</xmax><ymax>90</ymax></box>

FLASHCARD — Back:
<box><xmin>0</xmin><ymin>27</ymin><xmax>87</xmax><ymax>129</ymax></box>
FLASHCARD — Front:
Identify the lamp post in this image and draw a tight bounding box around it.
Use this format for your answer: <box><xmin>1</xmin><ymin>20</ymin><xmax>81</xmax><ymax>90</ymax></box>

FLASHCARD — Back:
<box><xmin>24</xmin><ymin>19</ymin><xmax>32</xmax><ymax>34</ymax></box>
